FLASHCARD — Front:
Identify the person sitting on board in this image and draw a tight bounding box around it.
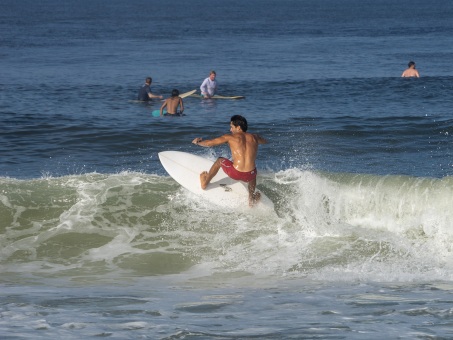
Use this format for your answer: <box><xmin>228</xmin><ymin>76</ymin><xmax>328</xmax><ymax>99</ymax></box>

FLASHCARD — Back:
<box><xmin>200</xmin><ymin>70</ymin><xmax>218</xmax><ymax>98</ymax></box>
<box><xmin>138</xmin><ymin>77</ymin><xmax>163</xmax><ymax>101</ymax></box>
<box><xmin>160</xmin><ymin>89</ymin><xmax>184</xmax><ymax>116</ymax></box>
<box><xmin>192</xmin><ymin>115</ymin><xmax>267</xmax><ymax>207</ymax></box>
<box><xmin>401</xmin><ymin>61</ymin><xmax>420</xmax><ymax>78</ymax></box>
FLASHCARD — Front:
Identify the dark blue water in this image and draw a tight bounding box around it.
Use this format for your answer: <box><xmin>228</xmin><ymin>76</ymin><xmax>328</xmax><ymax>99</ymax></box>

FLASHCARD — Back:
<box><xmin>2</xmin><ymin>0</ymin><xmax>453</xmax><ymax>179</ymax></box>
<box><xmin>2</xmin><ymin>0</ymin><xmax>453</xmax><ymax>338</ymax></box>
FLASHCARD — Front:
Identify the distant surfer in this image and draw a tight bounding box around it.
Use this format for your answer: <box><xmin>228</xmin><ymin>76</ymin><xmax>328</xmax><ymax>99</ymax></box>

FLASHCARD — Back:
<box><xmin>401</xmin><ymin>61</ymin><xmax>420</xmax><ymax>78</ymax></box>
<box><xmin>192</xmin><ymin>115</ymin><xmax>267</xmax><ymax>207</ymax></box>
<box><xmin>160</xmin><ymin>89</ymin><xmax>184</xmax><ymax>116</ymax></box>
<box><xmin>200</xmin><ymin>70</ymin><xmax>218</xmax><ymax>98</ymax></box>
<box><xmin>138</xmin><ymin>77</ymin><xmax>163</xmax><ymax>101</ymax></box>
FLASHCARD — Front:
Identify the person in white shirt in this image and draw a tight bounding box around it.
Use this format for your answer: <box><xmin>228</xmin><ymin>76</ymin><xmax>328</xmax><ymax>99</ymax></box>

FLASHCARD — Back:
<box><xmin>200</xmin><ymin>70</ymin><xmax>218</xmax><ymax>98</ymax></box>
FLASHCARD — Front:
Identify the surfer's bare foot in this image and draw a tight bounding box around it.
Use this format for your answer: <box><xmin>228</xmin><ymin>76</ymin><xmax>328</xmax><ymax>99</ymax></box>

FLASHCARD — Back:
<box><xmin>249</xmin><ymin>191</ymin><xmax>261</xmax><ymax>207</ymax></box>
<box><xmin>200</xmin><ymin>171</ymin><xmax>209</xmax><ymax>190</ymax></box>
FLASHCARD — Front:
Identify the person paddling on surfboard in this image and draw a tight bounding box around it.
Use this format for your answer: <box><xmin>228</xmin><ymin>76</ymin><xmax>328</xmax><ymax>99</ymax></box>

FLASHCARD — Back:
<box><xmin>192</xmin><ymin>115</ymin><xmax>267</xmax><ymax>207</ymax></box>
<box><xmin>200</xmin><ymin>70</ymin><xmax>218</xmax><ymax>99</ymax></box>
<box><xmin>160</xmin><ymin>89</ymin><xmax>184</xmax><ymax>116</ymax></box>
<box><xmin>138</xmin><ymin>77</ymin><xmax>163</xmax><ymax>101</ymax></box>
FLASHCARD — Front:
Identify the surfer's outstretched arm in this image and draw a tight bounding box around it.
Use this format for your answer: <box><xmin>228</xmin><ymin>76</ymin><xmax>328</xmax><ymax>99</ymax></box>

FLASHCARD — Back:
<box><xmin>192</xmin><ymin>135</ymin><xmax>229</xmax><ymax>147</ymax></box>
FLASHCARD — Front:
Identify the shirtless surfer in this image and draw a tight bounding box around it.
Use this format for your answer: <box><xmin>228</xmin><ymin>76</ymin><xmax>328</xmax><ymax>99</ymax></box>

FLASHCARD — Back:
<box><xmin>160</xmin><ymin>89</ymin><xmax>184</xmax><ymax>116</ymax></box>
<box><xmin>401</xmin><ymin>61</ymin><xmax>420</xmax><ymax>78</ymax></box>
<box><xmin>192</xmin><ymin>115</ymin><xmax>267</xmax><ymax>207</ymax></box>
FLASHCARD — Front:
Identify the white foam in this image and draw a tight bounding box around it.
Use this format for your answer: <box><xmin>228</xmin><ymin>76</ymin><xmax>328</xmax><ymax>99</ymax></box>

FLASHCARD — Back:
<box><xmin>2</xmin><ymin>170</ymin><xmax>453</xmax><ymax>283</ymax></box>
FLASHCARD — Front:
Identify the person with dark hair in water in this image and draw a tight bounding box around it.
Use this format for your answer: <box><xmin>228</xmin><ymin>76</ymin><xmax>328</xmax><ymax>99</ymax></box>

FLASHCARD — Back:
<box><xmin>401</xmin><ymin>61</ymin><xmax>420</xmax><ymax>78</ymax></box>
<box><xmin>138</xmin><ymin>77</ymin><xmax>163</xmax><ymax>101</ymax></box>
<box><xmin>160</xmin><ymin>89</ymin><xmax>184</xmax><ymax>116</ymax></box>
<box><xmin>192</xmin><ymin>115</ymin><xmax>267</xmax><ymax>206</ymax></box>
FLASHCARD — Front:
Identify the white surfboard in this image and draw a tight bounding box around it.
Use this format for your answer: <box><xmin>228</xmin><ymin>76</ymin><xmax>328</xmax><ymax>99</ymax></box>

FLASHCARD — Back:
<box><xmin>189</xmin><ymin>94</ymin><xmax>245</xmax><ymax>100</ymax></box>
<box><xmin>158</xmin><ymin>151</ymin><xmax>273</xmax><ymax>210</ymax></box>
<box><xmin>131</xmin><ymin>89</ymin><xmax>197</xmax><ymax>105</ymax></box>
<box><xmin>178</xmin><ymin>89</ymin><xmax>197</xmax><ymax>99</ymax></box>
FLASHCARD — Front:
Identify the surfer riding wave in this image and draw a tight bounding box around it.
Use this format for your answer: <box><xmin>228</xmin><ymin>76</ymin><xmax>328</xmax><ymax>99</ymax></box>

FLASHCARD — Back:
<box><xmin>192</xmin><ymin>115</ymin><xmax>267</xmax><ymax>207</ymax></box>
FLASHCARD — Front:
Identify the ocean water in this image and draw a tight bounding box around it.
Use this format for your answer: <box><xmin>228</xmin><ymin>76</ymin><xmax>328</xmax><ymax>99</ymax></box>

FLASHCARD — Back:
<box><xmin>1</xmin><ymin>0</ymin><xmax>453</xmax><ymax>338</ymax></box>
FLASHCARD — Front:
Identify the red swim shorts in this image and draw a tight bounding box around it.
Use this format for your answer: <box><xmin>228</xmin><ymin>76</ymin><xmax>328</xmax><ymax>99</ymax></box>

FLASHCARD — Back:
<box><xmin>220</xmin><ymin>158</ymin><xmax>257</xmax><ymax>182</ymax></box>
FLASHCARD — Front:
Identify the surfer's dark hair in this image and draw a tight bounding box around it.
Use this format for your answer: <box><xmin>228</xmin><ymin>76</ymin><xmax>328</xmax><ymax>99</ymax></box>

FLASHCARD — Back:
<box><xmin>408</xmin><ymin>61</ymin><xmax>415</xmax><ymax>67</ymax></box>
<box><xmin>171</xmin><ymin>89</ymin><xmax>179</xmax><ymax>97</ymax></box>
<box><xmin>231</xmin><ymin>115</ymin><xmax>248</xmax><ymax>132</ymax></box>
<box><xmin>146</xmin><ymin>77</ymin><xmax>152</xmax><ymax>83</ymax></box>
